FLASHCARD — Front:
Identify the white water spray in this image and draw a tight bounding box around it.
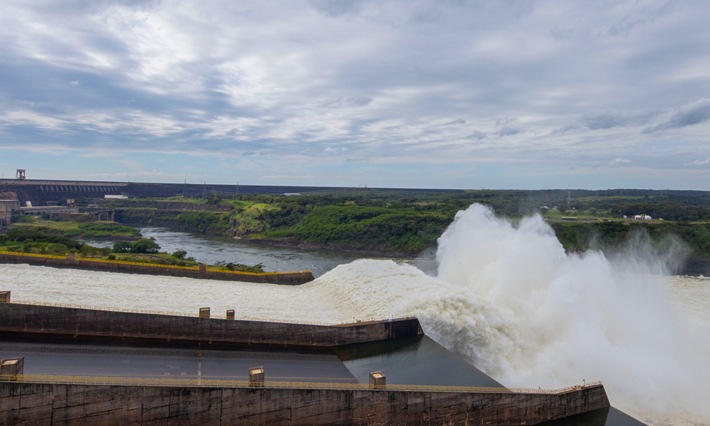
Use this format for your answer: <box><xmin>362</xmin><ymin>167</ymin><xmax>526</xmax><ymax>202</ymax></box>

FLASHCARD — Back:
<box><xmin>426</xmin><ymin>204</ymin><xmax>710</xmax><ymax>425</ymax></box>
<box><xmin>312</xmin><ymin>204</ymin><xmax>710</xmax><ymax>424</ymax></box>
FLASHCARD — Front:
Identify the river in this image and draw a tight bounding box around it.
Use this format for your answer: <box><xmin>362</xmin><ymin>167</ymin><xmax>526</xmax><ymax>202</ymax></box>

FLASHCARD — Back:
<box><xmin>4</xmin><ymin>204</ymin><xmax>710</xmax><ymax>425</ymax></box>
<box><xmin>84</xmin><ymin>227</ymin><xmax>412</xmax><ymax>277</ymax></box>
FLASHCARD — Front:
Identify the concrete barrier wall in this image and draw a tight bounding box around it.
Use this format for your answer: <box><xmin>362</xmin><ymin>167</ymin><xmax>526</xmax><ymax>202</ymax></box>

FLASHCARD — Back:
<box><xmin>0</xmin><ymin>253</ymin><xmax>314</xmax><ymax>284</ymax></box>
<box><xmin>0</xmin><ymin>303</ymin><xmax>422</xmax><ymax>348</ymax></box>
<box><xmin>0</xmin><ymin>178</ymin><xmax>348</xmax><ymax>203</ymax></box>
<box><xmin>0</xmin><ymin>381</ymin><xmax>609</xmax><ymax>425</ymax></box>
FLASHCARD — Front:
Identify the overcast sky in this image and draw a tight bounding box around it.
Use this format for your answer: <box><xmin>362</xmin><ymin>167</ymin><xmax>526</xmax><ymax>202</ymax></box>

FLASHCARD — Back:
<box><xmin>1</xmin><ymin>0</ymin><xmax>709</xmax><ymax>190</ymax></box>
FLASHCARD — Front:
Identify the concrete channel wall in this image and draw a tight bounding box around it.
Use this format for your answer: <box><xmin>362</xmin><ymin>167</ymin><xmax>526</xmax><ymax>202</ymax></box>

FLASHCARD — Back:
<box><xmin>0</xmin><ymin>381</ymin><xmax>610</xmax><ymax>425</ymax></box>
<box><xmin>0</xmin><ymin>302</ymin><xmax>422</xmax><ymax>348</ymax></box>
<box><xmin>0</xmin><ymin>252</ymin><xmax>314</xmax><ymax>284</ymax></box>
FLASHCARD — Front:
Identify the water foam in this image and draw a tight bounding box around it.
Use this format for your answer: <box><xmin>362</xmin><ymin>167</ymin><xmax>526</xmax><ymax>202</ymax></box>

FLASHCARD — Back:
<box><xmin>312</xmin><ymin>204</ymin><xmax>710</xmax><ymax>425</ymax></box>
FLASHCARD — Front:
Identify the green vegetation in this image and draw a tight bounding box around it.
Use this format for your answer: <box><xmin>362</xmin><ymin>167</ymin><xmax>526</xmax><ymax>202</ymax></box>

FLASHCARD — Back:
<box><xmin>9</xmin><ymin>217</ymin><xmax>141</xmax><ymax>239</ymax></box>
<box><xmin>290</xmin><ymin>204</ymin><xmax>451</xmax><ymax>253</ymax></box>
<box><xmin>213</xmin><ymin>260</ymin><xmax>265</xmax><ymax>273</ymax></box>
<box><xmin>549</xmin><ymin>221</ymin><xmax>710</xmax><ymax>256</ymax></box>
<box><xmin>111</xmin><ymin>188</ymin><xmax>710</xmax><ymax>263</ymax></box>
<box><xmin>0</xmin><ymin>226</ymin><xmax>87</xmax><ymax>255</ymax></box>
<box><xmin>0</xmin><ymin>219</ymin><xmax>261</xmax><ymax>272</ymax></box>
<box><xmin>4</xmin><ymin>188</ymin><xmax>710</xmax><ymax>270</ymax></box>
<box><xmin>112</xmin><ymin>238</ymin><xmax>161</xmax><ymax>254</ymax></box>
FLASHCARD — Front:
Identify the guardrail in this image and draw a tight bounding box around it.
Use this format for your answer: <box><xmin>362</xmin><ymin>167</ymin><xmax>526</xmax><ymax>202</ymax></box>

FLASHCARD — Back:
<box><xmin>0</xmin><ymin>374</ymin><xmax>601</xmax><ymax>395</ymax></box>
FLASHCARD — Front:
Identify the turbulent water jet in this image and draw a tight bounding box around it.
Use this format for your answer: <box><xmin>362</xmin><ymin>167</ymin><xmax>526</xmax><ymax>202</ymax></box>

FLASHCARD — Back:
<box><xmin>422</xmin><ymin>203</ymin><xmax>710</xmax><ymax>425</ymax></box>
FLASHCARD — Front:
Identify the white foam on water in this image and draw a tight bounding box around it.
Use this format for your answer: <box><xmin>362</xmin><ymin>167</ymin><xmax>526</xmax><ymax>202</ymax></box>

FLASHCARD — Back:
<box><xmin>427</xmin><ymin>204</ymin><xmax>710</xmax><ymax>425</ymax></box>
<box><xmin>2</xmin><ymin>203</ymin><xmax>709</xmax><ymax>425</ymax></box>
<box><xmin>307</xmin><ymin>204</ymin><xmax>710</xmax><ymax>425</ymax></box>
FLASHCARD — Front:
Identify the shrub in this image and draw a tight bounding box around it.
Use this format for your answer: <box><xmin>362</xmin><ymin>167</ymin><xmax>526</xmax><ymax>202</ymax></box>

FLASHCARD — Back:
<box><xmin>112</xmin><ymin>241</ymin><xmax>133</xmax><ymax>253</ymax></box>
<box><xmin>15</xmin><ymin>216</ymin><xmax>34</xmax><ymax>223</ymax></box>
<box><xmin>46</xmin><ymin>243</ymin><xmax>69</xmax><ymax>255</ymax></box>
<box><xmin>130</xmin><ymin>238</ymin><xmax>160</xmax><ymax>254</ymax></box>
<box><xmin>172</xmin><ymin>249</ymin><xmax>188</xmax><ymax>259</ymax></box>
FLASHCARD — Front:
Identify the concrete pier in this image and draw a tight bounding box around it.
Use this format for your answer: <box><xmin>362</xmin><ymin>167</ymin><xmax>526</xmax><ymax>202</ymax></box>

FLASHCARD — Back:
<box><xmin>0</xmin><ymin>302</ymin><xmax>423</xmax><ymax>349</ymax></box>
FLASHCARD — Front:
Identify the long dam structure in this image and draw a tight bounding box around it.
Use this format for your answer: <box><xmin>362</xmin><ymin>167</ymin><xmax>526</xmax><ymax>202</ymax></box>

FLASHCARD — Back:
<box><xmin>0</xmin><ymin>178</ymin><xmax>366</xmax><ymax>206</ymax></box>
<box><xmin>0</xmin><ymin>177</ymin><xmax>464</xmax><ymax>207</ymax></box>
<box><xmin>0</xmin><ymin>291</ymin><xmax>613</xmax><ymax>425</ymax></box>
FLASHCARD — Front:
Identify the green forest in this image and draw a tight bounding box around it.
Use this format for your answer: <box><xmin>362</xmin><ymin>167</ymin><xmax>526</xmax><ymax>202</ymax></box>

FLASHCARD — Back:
<box><xmin>3</xmin><ymin>188</ymin><xmax>709</xmax><ymax>274</ymax></box>
<box><xmin>103</xmin><ymin>189</ymin><xmax>710</xmax><ymax>266</ymax></box>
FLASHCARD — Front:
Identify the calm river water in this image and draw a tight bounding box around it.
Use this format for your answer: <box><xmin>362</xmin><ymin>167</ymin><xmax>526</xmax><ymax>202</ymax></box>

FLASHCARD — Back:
<box><xmin>86</xmin><ymin>227</ymin><xmax>432</xmax><ymax>277</ymax></box>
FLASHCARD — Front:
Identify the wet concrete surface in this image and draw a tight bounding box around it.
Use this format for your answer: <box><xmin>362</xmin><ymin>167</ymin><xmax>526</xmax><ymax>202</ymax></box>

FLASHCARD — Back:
<box><xmin>0</xmin><ymin>336</ymin><xmax>644</xmax><ymax>425</ymax></box>
<box><xmin>0</xmin><ymin>339</ymin><xmax>356</xmax><ymax>383</ymax></box>
<box><xmin>336</xmin><ymin>335</ymin><xmax>504</xmax><ymax>387</ymax></box>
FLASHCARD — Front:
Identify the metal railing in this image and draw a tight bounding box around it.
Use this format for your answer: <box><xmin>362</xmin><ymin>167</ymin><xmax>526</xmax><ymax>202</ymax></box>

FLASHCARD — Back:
<box><xmin>0</xmin><ymin>374</ymin><xmax>600</xmax><ymax>394</ymax></box>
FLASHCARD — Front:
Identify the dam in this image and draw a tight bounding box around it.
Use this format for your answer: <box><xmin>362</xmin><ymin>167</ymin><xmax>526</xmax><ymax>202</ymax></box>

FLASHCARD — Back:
<box><xmin>0</xmin><ymin>292</ymin><xmax>613</xmax><ymax>425</ymax></box>
<box><xmin>0</xmin><ymin>177</ymin><xmax>360</xmax><ymax>206</ymax></box>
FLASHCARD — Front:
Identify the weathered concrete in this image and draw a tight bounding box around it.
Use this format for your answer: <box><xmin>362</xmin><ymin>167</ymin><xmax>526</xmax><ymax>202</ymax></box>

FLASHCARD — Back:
<box><xmin>0</xmin><ymin>303</ymin><xmax>614</xmax><ymax>424</ymax></box>
<box><xmin>0</xmin><ymin>357</ymin><xmax>24</xmax><ymax>377</ymax></box>
<box><xmin>0</xmin><ymin>252</ymin><xmax>314</xmax><ymax>284</ymax></box>
<box><xmin>0</xmin><ymin>303</ymin><xmax>423</xmax><ymax>349</ymax></box>
<box><xmin>0</xmin><ymin>199</ymin><xmax>20</xmax><ymax>227</ymax></box>
<box><xmin>0</xmin><ymin>381</ymin><xmax>610</xmax><ymax>425</ymax></box>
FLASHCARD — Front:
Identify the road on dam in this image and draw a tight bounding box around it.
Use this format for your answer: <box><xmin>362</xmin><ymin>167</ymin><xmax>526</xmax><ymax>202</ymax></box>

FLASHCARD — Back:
<box><xmin>0</xmin><ymin>339</ymin><xmax>357</xmax><ymax>383</ymax></box>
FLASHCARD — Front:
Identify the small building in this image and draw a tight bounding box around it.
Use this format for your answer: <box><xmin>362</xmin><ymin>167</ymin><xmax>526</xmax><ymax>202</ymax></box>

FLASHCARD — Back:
<box><xmin>18</xmin><ymin>205</ymin><xmax>77</xmax><ymax>216</ymax></box>
<box><xmin>0</xmin><ymin>199</ymin><xmax>21</xmax><ymax>227</ymax></box>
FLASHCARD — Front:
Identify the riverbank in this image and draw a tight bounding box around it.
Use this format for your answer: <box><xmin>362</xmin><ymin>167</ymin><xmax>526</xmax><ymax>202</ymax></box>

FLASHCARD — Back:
<box><xmin>0</xmin><ymin>251</ymin><xmax>314</xmax><ymax>284</ymax></box>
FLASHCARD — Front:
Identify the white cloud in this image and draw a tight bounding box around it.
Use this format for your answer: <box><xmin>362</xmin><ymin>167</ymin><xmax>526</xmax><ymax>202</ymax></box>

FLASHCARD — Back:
<box><xmin>1</xmin><ymin>0</ymin><xmax>710</xmax><ymax>189</ymax></box>
<box><xmin>610</xmin><ymin>158</ymin><xmax>632</xmax><ymax>166</ymax></box>
<box><xmin>688</xmin><ymin>158</ymin><xmax>710</xmax><ymax>167</ymax></box>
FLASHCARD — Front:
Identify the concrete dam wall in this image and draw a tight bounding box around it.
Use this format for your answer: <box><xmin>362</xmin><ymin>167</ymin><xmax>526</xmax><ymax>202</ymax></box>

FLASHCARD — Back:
<box><xmin>0</xmin><ymin>302</ymin><xmax>422</xmax><ymax>348</ymax></box>
<box><xmin>0</xmin><ymin>179</ymin><xmax>348</xmax><ymax>205</ymax></box>
<box><xmin>0</xmin><ymin>380</ymin><xmax>610</xmax><ymax>425</ymax></box>
<box><xmin>0</xmin><ymin>299</ymin><xmax>612</xmax><ymax>424</ymax></box>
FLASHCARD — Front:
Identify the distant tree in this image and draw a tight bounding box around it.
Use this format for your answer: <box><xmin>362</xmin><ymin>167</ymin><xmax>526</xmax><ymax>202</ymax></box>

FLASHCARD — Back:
<box><xmin>130</xmin><ymin>238</ymin><xmax>160</xmax><ymax>254</ymax></box>
<box><xmin>172</xmin><ymin>249</ymin><xmax>188</xmax><ymax>259</ymax></box>
<box><xmin>112</xmin><ymin>241</ymin><xmax>132</xmax><ymax>253</ymax></box>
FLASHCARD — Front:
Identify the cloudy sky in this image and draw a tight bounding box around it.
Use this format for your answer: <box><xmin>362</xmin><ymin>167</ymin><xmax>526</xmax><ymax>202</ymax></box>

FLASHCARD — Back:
<box><xmin>1</xmin><ymin>0</ymin><xmax>709</xmax><ymax>190</ymax></box>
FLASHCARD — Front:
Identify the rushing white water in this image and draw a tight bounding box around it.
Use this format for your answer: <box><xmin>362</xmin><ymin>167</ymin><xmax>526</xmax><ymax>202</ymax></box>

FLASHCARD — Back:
<box><xmin>2</xmin><ymin>203</ymin><xmax>709</xmax><ymax>425</ymax></box>
<box><xmin>428</xmin><ymin>205</ymin><xmax>710</xmax><ymax>425</ymax></box>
